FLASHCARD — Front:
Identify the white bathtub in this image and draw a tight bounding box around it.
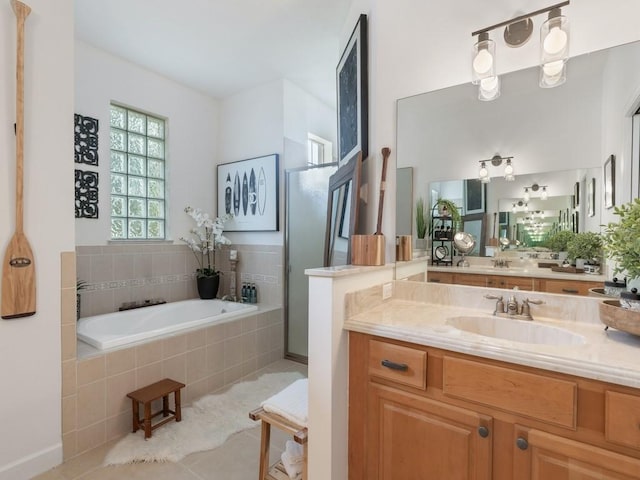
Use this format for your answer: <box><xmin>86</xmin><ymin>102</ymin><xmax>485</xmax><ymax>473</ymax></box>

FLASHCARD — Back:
<box><xmin>77</xmin><ymin>299</ymin><xmax>258</xmax><ymax>350</ymax></box>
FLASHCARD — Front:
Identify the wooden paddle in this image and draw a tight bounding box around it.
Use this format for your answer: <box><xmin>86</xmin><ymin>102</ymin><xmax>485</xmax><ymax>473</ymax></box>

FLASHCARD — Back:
<box><xmin>2</xmin><ymin>0</ymin><xmax>35</xmax><ymax>319</ymax></box>
<box><xmin>488</xmin><ymin>212</ymin><xmax>499</xmax><ymax>246</ymax></box>
<box><xmin>375</xmin><ymin>147</ymin><xmax>391</xmax><ymax>235</ymax></box>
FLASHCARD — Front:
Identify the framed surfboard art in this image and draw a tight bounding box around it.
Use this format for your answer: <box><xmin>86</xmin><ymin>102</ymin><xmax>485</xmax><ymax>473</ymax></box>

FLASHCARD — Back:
<box><xmin>217</xmin><ymin>154</ymin><xmax>279</xmax><ymax>231</ymax></box>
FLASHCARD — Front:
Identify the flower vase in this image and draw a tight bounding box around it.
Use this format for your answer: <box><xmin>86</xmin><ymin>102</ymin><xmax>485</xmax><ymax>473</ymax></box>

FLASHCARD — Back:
<box><xmin>197</xmin><ymin>275</ymin><xmax>220</xmax><ymax>299</ymax></box>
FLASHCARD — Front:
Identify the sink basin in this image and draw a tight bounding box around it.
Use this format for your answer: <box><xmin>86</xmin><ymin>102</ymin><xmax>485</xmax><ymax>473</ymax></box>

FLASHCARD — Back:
<box><xmin>446</xmin><ymin>315</ymin><xmax>585</xmax><ymax>345</ymax></box>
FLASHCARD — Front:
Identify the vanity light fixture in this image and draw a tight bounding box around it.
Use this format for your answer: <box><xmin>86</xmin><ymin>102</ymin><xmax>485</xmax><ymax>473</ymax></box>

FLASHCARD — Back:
<box><xmin>471</xmin><ymin>1</ymin><xmax>570</xmax><ymax>99</ymax></box>
<box><xmin>478</xmin><ymin>155</ymin><xmax>515</xmax><ymax>183</ymax></box>
<box><xmin>540</xmin><ymin>7</ymin><xmax>569</xmax><ymax>88</ymax></box>
<box><xmin>523</xmin><ymin>183</ymin><xmax>548</xmax><ymax>201</ymax></box>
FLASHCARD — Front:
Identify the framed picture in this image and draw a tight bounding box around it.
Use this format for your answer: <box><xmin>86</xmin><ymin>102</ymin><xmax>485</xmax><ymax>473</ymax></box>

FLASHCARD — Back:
<box><xmin>574</xmin><ymin>181</ymin><xmax>580</xmax><ymax>207</ymax></box>
<box><xmin>217</xmin><ymin>154</ymin><xmax>279</xmax><ymax>231</ymax></box>
<box><xmin>587</xmin><ymin>177</ymin><xmax>596</xmax><ymax>217</ymax></box>
<box><xmin>337</xmin><ymin>14</ymin><xmax>368</xmax><ymax>165</ymax></box>
<box><xmin>463</xmin><ymin>179</ymin><xmax>486</xmax><ymax>215</ymax></box>
<box><xmin>604</xmin><ymin>154</ymin><xmax>615</xmax><ymax>209</ymax></box>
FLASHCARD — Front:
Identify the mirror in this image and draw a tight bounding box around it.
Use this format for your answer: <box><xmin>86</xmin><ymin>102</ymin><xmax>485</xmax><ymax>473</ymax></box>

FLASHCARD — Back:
<box><xmin>396</xmin><ymin>39</ymin><xmax>640</xmax><ymax>270</ymax></box>
<box><xmin>324</xmin><ymin>152</ymin><xmax>362</xmax><ymax>266</ymax></box>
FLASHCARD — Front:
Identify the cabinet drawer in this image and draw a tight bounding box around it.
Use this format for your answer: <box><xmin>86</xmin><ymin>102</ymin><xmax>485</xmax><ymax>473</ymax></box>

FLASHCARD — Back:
<box><xmin>605</xmin><ymin>391</ymin><xmax>640</xmax><ymax>450</ymax></box>
<box><xmin>427</xmin><ymin>272</ymin><xmax>453</xmax><ymax>284</ymax></box>
<box><xmin>443</xmin><ymin>357</ymin><xmax>577</xmax><ymax>428</ymax></box>
<box><xmin>369</xmin><ymin>340</ymin><xmax>427</xmax><ymax>390</ymax></box>
<box><xmin>542</xmin><ymin>279</ymin><xmax>598</xmax><ymax>296</ymax></box>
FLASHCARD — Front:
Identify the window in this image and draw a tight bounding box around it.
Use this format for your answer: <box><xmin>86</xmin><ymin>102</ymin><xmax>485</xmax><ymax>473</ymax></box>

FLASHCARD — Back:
<box><xmin>308</xmin><ymin>133</ymin><xmax>332</xmax><ymax>166</ymax></box>
<box><xmin>109</xmin><ymin>105</ymin><xmax>166</xmax><ymax>239</ymax></box>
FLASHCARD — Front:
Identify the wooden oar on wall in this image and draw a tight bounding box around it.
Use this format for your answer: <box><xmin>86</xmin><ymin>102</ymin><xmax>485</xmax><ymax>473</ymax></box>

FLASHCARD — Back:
<box><xmin>2</xmin><ymin>0</ymin><xmax>35</xmax><ymax>319</ymax></box>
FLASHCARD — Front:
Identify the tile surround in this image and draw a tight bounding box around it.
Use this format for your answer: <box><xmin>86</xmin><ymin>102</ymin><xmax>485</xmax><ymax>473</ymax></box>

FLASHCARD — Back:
<box><xmin>76</xmin><ymin>243</ymin><xmax>283</xmax><ymax>316</ymax></box>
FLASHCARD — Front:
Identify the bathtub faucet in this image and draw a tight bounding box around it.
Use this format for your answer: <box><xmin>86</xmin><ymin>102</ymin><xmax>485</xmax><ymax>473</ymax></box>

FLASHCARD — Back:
<box><xmin>221</xmin><ymin>294</ymin><xmax>241</xmax><ymax>303</ymax></box>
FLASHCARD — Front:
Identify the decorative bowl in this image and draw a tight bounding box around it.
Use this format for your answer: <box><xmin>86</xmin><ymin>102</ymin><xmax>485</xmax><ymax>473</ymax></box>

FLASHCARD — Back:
<box><xmin>599</xmin><ymin>300</ymin><xmax>640</xmax><ymax>336</ymax></box>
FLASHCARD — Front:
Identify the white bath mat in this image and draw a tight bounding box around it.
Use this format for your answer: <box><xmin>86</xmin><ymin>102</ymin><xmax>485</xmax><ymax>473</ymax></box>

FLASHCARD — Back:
<box><xmin>103</xmin><ymin>370</ymin><xmax>305</xmax><ymax>465</ymax></box>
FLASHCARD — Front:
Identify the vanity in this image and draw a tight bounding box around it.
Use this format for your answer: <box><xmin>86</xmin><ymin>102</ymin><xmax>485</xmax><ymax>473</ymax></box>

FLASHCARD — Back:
<box><xmin>428</xmin><ymin>264</ymin><xmax>604</xmax><ymax>296</ymax></box>
<box><xmin>345</xmin><ymin>281</ymin><xmax>640</xmax><ymax>479</ymax></box>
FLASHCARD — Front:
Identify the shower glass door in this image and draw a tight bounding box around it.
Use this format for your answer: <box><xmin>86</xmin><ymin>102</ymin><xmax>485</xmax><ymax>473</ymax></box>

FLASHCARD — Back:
<box><xmin>285</xmin><ymin>163</ymin><xmax>337</xmax><ymax>360</ymax></box>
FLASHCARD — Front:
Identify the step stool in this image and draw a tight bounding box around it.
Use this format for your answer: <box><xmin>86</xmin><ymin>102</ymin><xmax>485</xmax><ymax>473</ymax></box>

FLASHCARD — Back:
<box><xmin>127</xmin><ymin>378</ymin><xmax>185</xmax><ymax>439</ymax></box>
<box><xmin>249</xmin><ymin>379</ymin><xmax>308</xmax><ymax>480</ymax></box>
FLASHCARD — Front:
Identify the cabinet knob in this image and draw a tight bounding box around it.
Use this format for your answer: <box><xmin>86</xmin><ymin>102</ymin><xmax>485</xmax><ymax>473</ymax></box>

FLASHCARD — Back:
<box><xmin>478</xmin><ymin>426</ymin><xmax>489</xmax><ymax>438</ymax></box>
<box><xmin>516</xmin><ymin>437</ymin><xmax>529</xmax><ymax>450</ymax></box>
<box><xmin>381</xmin><ymin>359</ymin><xmax>409</xmax><ymax>371</ymax></box>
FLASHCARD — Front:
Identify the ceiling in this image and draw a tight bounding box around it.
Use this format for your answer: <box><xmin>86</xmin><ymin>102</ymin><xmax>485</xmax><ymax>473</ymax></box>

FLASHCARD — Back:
<box><xmin>74</xmin><ymin>0</ymin><xmax>352</xmax><ymax>107</ymax></box>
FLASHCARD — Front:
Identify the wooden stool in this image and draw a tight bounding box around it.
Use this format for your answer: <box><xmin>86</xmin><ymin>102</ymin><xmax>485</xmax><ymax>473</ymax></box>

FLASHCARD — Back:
<box><xmin>249</xmin><ymin>407</ymin><xmax>308</xmax><ymax>480</ymax></box>
<box><xmin>127</xmin><ymin>378</ymin><xmax>185</xmax><ymax>439</ymax></box>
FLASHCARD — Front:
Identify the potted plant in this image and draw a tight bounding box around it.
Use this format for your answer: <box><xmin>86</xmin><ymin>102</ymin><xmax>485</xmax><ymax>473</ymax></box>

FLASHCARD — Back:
<box><xmin>434</xmin><ymin>198</ymin><xmax>461</xmax><ymax>230</ymax></box>
<box><xmin>603</xmin><ymin>198</ymin><xmax>640</xmax><ymax>289</ymax></box>
<box><xmin>567</xmin><ymin>232</ymin><xmax>603</xmax><ymax>269</ymax></box>
<box><xmin>545</xmin><ymin>230</ymin><xmax>575</xmax><ymax>253</ymax></box>
<box><xmin>181</xmin><ymin>207</ymin><xmax>232</xmax><ymax>299</ymax></box>
<box><xmin>76</xmin><ymin>280</ymin><xmax>87</xmax><ymax>320</ymax></box>
<box><xmin>415</xmin><ymin>197</ymin><xmax>427</xmax><ymax>249</ymax></box>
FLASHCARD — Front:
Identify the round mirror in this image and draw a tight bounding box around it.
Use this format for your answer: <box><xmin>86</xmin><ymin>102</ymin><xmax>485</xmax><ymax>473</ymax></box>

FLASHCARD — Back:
<box><xmin>454</xmin><ymin>232</ymin><xmax>476</xmax><ymax>267</ymax></box>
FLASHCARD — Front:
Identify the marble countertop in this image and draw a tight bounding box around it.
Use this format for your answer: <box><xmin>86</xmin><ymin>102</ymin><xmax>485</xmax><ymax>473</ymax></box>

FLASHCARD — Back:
<box><xmin>344</xmin><ymin>297</ymin><xmax>640</xmax><ymax>389</ymax></box>
<box><xmin>428</xmin><ymin>264</ymin><xmax>607</xmax><ymax>282</ymax></box>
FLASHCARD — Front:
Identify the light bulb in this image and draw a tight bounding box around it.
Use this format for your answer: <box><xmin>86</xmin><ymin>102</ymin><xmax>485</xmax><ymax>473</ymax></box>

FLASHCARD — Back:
<box><xmin>478</xmin><ymin>162</ymin><xmax>488</xmax><ymax>179</ymax></box>
<box><xmin>523</xmin><ymin>188</ymin><xmax>530</xmax><ymax>202</ymax></box>
<box><xmin>541</xmin><ymin>187</ymin><xmax>548</xmax><ymax>200</ymax></box>
<box><xmin>478</xmin><ymin>76</ymin><xmax>500</xmax><ymax>101</ymax></box>
<box><xmin>473</xmin><ymin>49</ymin><xmax>493</xmax><ymax>75</ymax></box>
<box><xmin>512</xmin><ymin>204</ymin><xmax>517</xmax><ymax>214</ymax></box>
<box><xmin>543</xmin><ymin>60</ymin><xmax>565</xmax><ymax>77</ymax></box>
<box><xmin>524</xmin><ymin>203</ymin><xmax>529</xmax><ymax>212</ymax></box>
<box><xmin>504</xmin><ymin>159</ymin><xmax>514</xmax><ymax>181</ymax></box>
<box><xmin>543</xmin><ymin>26</ymin><xmax>568</xmax><ymax>56</ymax></box>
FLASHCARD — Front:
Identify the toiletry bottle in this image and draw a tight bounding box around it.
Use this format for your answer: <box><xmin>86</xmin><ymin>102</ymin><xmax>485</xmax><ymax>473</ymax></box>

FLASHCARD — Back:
<box><xmin>241</xmin><ymin>283</ymin><xmax>247</xmax><ymax>303</ymax></box>
<box><xmin>252</xmin><ymin>283</ymin><xmax>258</xmax><ymax>304</ymax></box>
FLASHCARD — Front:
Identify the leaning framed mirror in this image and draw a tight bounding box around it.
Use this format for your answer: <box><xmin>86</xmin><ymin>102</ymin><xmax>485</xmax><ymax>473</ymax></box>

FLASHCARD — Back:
<box><xmin>324</xmin><ymin>152</ymin><xmax>362</xmax><ymax>267</ymax></box>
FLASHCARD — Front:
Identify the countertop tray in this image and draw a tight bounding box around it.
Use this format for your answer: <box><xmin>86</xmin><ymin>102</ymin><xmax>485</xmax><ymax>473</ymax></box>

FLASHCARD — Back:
<box><xmin>551</xmin><ymin>266</ymin><xmax>584</xmax><ymax>274</ymax></box>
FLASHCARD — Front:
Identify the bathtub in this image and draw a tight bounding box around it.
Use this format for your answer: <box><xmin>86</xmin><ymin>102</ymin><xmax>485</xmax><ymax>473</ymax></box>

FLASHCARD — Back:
<box><xmin>77</xmin><ymin>299</ymin><xmax>259</xmax><ymax>350</ymax></box>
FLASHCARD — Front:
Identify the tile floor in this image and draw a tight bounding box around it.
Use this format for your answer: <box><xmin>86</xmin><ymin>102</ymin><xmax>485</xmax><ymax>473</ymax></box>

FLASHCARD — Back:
<box><xmin>34</xmin><ymin>359</ymin><xmax>307</xmax><ymax>480</ymax></box>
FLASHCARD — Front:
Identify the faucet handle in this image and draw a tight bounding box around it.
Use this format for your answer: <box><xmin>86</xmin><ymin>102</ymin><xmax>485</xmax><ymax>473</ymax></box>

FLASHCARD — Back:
<box><xmin>484</xmin><ymin>294</ymin><xmax>503</xmax><ymax>300</ymax></box>
<box><xmin>524</xmin><ymin>298</ymin><xmax>544</xmax><ymax>305</ymax></box>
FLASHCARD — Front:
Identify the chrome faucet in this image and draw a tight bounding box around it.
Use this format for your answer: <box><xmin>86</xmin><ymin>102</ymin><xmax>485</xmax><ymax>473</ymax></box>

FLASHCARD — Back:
<box><xmin>484</xmin><ymin>293</ymin><xmax>544</xmax><ymax>321</ymax></box>
<box><xmin>492</xmin><ymin>258</ymin><xmax>511</xmax><ymax>268</ymax></box>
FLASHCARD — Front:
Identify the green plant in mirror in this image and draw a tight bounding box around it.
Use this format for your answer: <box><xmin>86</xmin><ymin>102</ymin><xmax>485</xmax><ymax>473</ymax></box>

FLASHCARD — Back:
<box><xmin>567</xmin><ymin>232</ymin><xmax>602</xmax><ymax>264</ymax></box>
<box><xmin>544</xmin><ymin>230</ymin><xmax>575</xmax><ymax>252</ymax></box>
<box><xmin>603</xmin><ymin>198</ymin><xmax>640</xmax><ymax>279</ymax></box>
<box><xmin>434</xmin><ymin>198</ymin><xmax>461</xmax><ymax>229</ymax></box>
<box><xmin>416</xmin><ymin>197</ymin><xmax>427</xmax><ymax>239</ymax></box>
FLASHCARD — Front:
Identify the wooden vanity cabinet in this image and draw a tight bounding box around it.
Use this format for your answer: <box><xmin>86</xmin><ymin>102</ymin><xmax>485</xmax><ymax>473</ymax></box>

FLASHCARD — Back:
<box><xmin>348</xmin><ymin>332</ymin><xmax>640</xmax><ymax>480</ymax></box>
<box><xmin>426</xmin><ymin>270</ymin><xmax>598</xmax><ymax>296</ymax></box>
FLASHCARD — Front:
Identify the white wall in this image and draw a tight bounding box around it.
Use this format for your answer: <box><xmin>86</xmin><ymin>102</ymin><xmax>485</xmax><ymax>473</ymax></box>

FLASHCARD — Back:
<box><xmin>220</xmin><ymin>79</ymin><xmax>337</xmax><ymax>246</ymax></box>
<box><xmin>75</xmin><ymin>41</ymin><xmax>221</xmax><ymax>245</ymax></box>
<box><xmin>0</xmin><ymin>1</ymin><xmax>74</xmax><ymax>478</ymax></box>
<box><xmin>339</xmin><ymin>0</ymin><xmax>640</xmax><ymax>258</ymax></box>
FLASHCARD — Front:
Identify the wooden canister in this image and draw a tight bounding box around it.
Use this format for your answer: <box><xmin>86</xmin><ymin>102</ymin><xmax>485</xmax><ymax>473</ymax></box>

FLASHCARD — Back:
<box><xmin>351</xmin><ymin>234</ymin><xmax>385</xmax><ymax>266</ymax></box>
<box><xmin>396</xmin><ymin>235</ymin><xmax>412</xmax><ymax>261</ymax></box>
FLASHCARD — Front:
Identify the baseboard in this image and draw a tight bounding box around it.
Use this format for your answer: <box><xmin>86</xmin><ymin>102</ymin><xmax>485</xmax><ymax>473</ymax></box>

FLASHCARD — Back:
<box><xmin>0</xmin><ymin>443</ymin><xmax>62</xmax><ymax>480</ymax></box>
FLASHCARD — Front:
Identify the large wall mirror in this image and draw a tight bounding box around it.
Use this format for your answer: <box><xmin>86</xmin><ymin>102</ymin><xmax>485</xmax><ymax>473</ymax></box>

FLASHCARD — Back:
<box><xmin>396</xmin><ymin>39</ymin><xmax>640</xmax><ymax>276</ymax></box>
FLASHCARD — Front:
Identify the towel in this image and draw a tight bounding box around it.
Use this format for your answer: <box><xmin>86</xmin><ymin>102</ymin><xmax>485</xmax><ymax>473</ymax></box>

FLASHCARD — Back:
<box><xmin>261</xmin><ymin>378</ymin><xmax>308</xmax><ymax>427</ymax></box>
<box><xmin>281</xmin><ymin>440</ymin><xmax>304</xmax><ymax>479</ymax></box>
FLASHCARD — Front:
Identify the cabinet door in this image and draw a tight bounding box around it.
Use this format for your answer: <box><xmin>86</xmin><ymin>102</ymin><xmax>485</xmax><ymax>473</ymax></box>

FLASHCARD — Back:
<box><xmin>368</xmin><ymin>384</ymin><xmax>492</xmax><ymax>480</ymax></box>
<box><xmin>456</xmin><ymin>273</ymin><xmax>488</xmax><ymax>287</ymax></box>
<box><xmin>513</xmin><ymin>427</ymin><xmax>640</xmax><ymax>479</ymax></box>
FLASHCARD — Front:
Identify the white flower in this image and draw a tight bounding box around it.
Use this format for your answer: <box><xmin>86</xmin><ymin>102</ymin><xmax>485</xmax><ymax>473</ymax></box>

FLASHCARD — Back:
<box><xmin>181</xmin><ymin>206</ymin><xmax>233</xmax><ymax>275</ymax></box>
